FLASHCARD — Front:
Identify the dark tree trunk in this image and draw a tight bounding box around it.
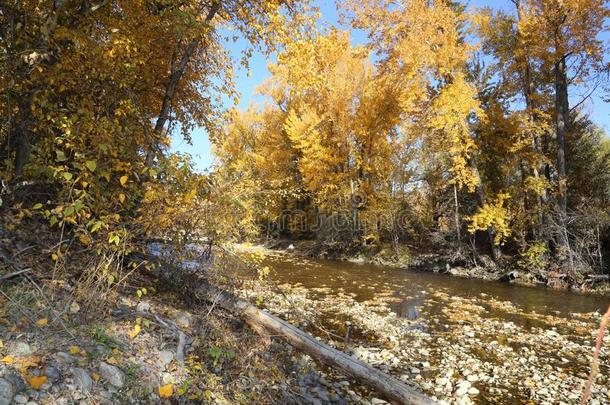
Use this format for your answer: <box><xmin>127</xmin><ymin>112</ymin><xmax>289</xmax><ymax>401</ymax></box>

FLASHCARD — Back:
<box><xmin>554</xmin><ymin>55</ymin><xmax>569</xmax><ymax>218</ymax></box>
<box><xmin>146</xmin><ymin>2</ymin><xmax>220</xmax><ymax>167</ymax></box>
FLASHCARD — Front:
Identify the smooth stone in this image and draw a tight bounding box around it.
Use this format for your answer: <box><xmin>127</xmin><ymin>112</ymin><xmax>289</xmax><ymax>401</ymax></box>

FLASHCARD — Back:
<box><xmin>174</xmin><ymin>312</ymin><xmax>192</xmax><ymax>328</ymax></box>
<box><xmin>9</xmin><ymin>342</ymin><xmax>32</xmax><ymax>356</ymax></box>
<box><xmin>136</xmin><ymin>302</ymin><xmax>151</xmax><ymax>313</ymax></box>
<box><xmin>457</xmin><ymin>380</ymin><xmax>471</xmax><ymax>389</ymax></box>
<box><xmin>54</xmin><ymin>353</ymin><xmax>76</xmax><ymax>365</ymax></box>
<box><xmin>436</xmin><ymin>377</ymin><xmax>448</xmax><ymax>386</ymax></box>
<box><xmin>0</xmin><ymin>378</ymin><xmax>15</xmax><ymax>405</ymax></box>
<box><xmin>44</xmin><ymin>367</ymin><xmax>61</xmax><ymax>382</ymax></box>
<box><xmin>98</xmin><ymin>362</ymin><xmax>125</xmax><ymax>388</ymax></box>
<box><xmin>71</xmin><ymin>368</ymin><xmax>93</xmax><ymax>392</ymax></box>
<box><xmin>14</xmin><ymin>394</ymin><xmax>28</xmax><ymax>404</ymax></box>
<box><xmin>159</xmin><ymin>350</ymin><xmax>174</xmax><ymax>368</ymax></box>
<box><xmin>468</xmin><ymin>387</ymin><xmax>480</xmax><ymax>396</ymax></box>
<box><xmin>456</xmin><ymin>386</ymin><xmax>469</xmax><ymax>397</ymax></box>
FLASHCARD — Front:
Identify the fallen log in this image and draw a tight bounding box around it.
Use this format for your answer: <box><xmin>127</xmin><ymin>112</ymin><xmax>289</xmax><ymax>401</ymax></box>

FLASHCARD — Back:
<box><xmin>192</xmin><ymin>281</ymin><xmax>433</xmax><ymax>405</ymax></box>
<box><xmin>145</xmin><ymin>246</ymin><xmax>433</xmax><ymax>404</ymax></box>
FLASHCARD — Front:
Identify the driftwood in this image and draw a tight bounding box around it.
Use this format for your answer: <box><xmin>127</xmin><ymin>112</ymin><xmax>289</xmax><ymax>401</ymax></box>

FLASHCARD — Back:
<box><xmin>146</xmin><ymin>248</ymin><xmax>433</xmax><ymax>405</ymax></box>
<box><xmin>193</xmin><ymin>282</ymin><xmax>433</xmax><ymax>405</ymax></box>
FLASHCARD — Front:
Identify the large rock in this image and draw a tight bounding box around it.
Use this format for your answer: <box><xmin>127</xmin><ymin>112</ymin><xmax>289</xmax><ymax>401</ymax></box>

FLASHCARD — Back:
<box><xmin>98</xmin><ymin>362</ymin><xmax>125</xmax><ymax>388</ymax></box>
<box><xmin>0</xmin><ymin>378</ymin><xmax>15</xmax><ymax>405</ymax></box>
<box><xmin>71</xmin><ymin>368</ymin><xmax>93</xmax><ymax>392</ymax></box>
<box><xmin>174</xmin><ymin>311</ymin><xmax>192</xmax><ymax>328</ymax></box>
<box><xmin>44</xmin><ymin>366</ymin><xmax>61</xmax><ymax>382</ymax></box>
<box><xmin>8</xmin><ymin>342</ymin><xmax>32</xmax><ymax>356</ymax></box>
<box><xmin>54</xmin><ymin>352</ymin><xmax>76</xmax><ymax>365</ymax></box>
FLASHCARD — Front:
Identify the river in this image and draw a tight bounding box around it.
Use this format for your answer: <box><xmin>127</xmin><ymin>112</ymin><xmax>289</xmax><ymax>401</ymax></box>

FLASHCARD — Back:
<box><xmin>233</xmin><ymin>246</ymin><xmax>610</xmax><ymax>404</ymax></box>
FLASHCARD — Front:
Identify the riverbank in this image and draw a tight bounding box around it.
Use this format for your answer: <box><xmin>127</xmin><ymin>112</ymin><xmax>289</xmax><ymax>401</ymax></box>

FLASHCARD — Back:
<box><xmin>0</xmin><ymin>226</ymin><xmax>372</xmax><ymax>405</ymax></box>
<box><xmin>252</xmin><ymin>239</ymin><xmax>610</xmax><ymax>295</ymax></box>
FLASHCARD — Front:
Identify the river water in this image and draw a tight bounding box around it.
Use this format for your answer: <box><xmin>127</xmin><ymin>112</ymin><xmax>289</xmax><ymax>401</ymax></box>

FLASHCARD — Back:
<box><xmin>238</xmin><ymin>248</ymin><xmax>610</xmax><ymax>404</ymax></box>
<box><xmin>262</xmin><ymin>253</ymin><xmax>609</xmax><ymax>319</ymax></box>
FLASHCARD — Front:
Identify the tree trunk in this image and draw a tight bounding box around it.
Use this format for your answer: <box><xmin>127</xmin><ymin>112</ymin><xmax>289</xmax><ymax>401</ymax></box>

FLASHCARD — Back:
<box><xmin>554</xmin><ymin>54</ymin><xmax>569</xmax><ymax>218</ymax></box>
<box><xmin>146</xmin><ymin>1</ymin><xmax>220</xmax><ymax>166</ymax></box>
<box><xmin>515</xmin><ymin>0</ymin><xmax>548</xmax><ymax>243</ymax></box>
<box><xmin>453</xmin><ymin>184</ymin><xmax>461</xmax><ymax>243</ymax></box>
<box><xmin>475</xmin><ymin>183</ymin><xmax>501</xmax><ymax>261</ymax></box>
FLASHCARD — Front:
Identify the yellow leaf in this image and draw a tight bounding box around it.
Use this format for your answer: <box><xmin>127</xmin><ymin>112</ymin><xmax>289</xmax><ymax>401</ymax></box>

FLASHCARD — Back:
<box><xmin>1</xmin><ymin>355</ymin><xmax>14</xmax><ymax>364</ymax></box>
<box><xmin>69</xmin><ymin>346</ymin><xmax>81</xmax><ymax>355</ymax></box>
<box><xmin>36</xmin><ymin>318</ymin><xmax>49</xmax><ymax>327</ymax></box>
<box><xmin>159</xmin><ymin>383</ymin><xmax>174</xmax><ymax>399</ymax></box>
<box><xmin>0</xmin><ymin>339</ymin><xmax>3</xmax><ymax>348</ymax></box>
<box><xmin>119</xmin><ymin>193</ymin><xmax>126</xmax><ymax>203</ymax></box>
<box><xmin>92</xmin><ymin>372</ymin><xmax>101</xmax><ymax>381</ymax></box>
<box><xmin>26</xmin><ymin>375</ymin><xmax>47</xmax><ymax>390</ymax></box>
<box><xmin>120</xmin><ymin>175</ymin><xmax>128</xmax><ymax>186</ymax></box>
<box><xmin>128</xmin><ymin>324</ymin><xmax>141</xmax><ymax>339</ymax></box>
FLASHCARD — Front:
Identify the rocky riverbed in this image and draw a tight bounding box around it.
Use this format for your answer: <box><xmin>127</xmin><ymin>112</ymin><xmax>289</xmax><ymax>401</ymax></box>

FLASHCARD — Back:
<box><xmin>239</xmin><ymin>281</ymin><xmax>609</xmax><ymax>404</ymax></box>
<box><xmin>232</xmin><ymin>246</ymin><xmax>610</xmax><ymax>404</ymax></box>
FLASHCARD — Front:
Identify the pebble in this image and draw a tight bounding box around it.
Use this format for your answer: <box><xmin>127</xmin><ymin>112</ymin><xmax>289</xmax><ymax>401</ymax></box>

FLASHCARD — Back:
<box><xmin>456</xmin><ymin>386</ymin><xmax>469</xmax><ymax>397</ymax></box>
<box><xmin>69</xmin><ymin>302</ymin><xmax>81</xmax><ymax>314</ymax></box>
<box><xmin>71</xmin><ymin>368</ymin><xmax>93</xmax><ymax>392</ymax></box>
<box><xmin>98</xmin><ymin>362</ymin><xmax>125</xmax><ymax>388</ymax></box>
<box><xmin>136</xmin><ymin>302</ymin><xmax>151</xmax><ymax>313</ymax></box>
<box><xmin>457</xmin><ymin>381</ymin><xmax>471</xmax><ymax>389</ymax></box>
<box><xmin>467</xmin><ymin>387</ymin><xmax>479</xmax><ymax>396</ymax></box>
<box><xmin>436</xmin><ymin>377</ymin><xmax>448</xmax><ymax>386</ymax></box>
<box><xmin>13</xmin><ymin>394</ymin><xmax>28</xmax><ymax>404</ymax></box>
<box><xmin>159</xmin><ymin>350</ymin><xmax>174</xmax><ymax>368</ymax></box>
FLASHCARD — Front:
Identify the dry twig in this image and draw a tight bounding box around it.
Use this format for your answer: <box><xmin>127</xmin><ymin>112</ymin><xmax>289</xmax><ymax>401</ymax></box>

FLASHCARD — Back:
<box><xmin>581</xmin><ymin>305</ymin><xmax>610</xmax><ymax>404</ymax></box>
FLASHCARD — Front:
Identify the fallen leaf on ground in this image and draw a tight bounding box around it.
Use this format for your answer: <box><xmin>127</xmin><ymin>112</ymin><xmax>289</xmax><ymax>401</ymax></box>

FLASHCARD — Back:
<box><xmin>128</xmin><ymin>324</ymin><xmax>141</xmax><ymax>339</ymax></box>
<box><xmin>26</xmin><ymin>375</ymin><xmax>47</xmax><ymax>389</ymax></box>
<box><xmin>159</xmin><ymin>383</ymin><xmax>173</xmax><ymax>398</ymax></box>
<box><xmin>1</xmin><ymin>355</ymin><xmax>14</xmax><ymax>364</ymax></box>
<box><xmin>36</xmin><ymin>318</ymin><xmax>49</xmax><ymax>327</ymax></box>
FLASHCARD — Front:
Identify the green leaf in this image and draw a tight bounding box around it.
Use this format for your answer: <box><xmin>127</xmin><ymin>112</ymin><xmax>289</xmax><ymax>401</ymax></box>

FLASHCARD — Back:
<box><xmin>32</xmin><ymin>203</ymin><xmax>43</xmax><ymax>210</ymax></box>
<box><xmin>74</xmin><ymin>200</ymin><xmax>84</xmax><ymax>212</ymax></box>
<box><xmin>62</xmin><ymin>172</ymin><xmax>73</xmax><ymax>181</ymax></box>
<box><xmin>49</xmin><ymin>216</ymin><xmax>58</xmax><ymax>226</ymax></box>
<box><xmin>91</xmin><ymin>221</ymin><xmax>103</xmax><ymax>233</ymax></box>
<box><xmin>85</xmin><ymin>160</ymin><xmax>97</xmax><ymax>172</ymax></box>
<box><xmin>56</xmin><ymin>150</ymin><xmax>67</xmax><ymax>162</ymax></box>
<box><xmin>64</xmin><ymin>206</ymin><xmax>75</xmax><ymax>217</ymax></box>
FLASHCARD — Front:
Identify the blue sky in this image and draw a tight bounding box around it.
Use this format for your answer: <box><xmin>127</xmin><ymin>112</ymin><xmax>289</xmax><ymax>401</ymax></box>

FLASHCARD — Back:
<box><xmin>172</xmin><ymin>0</ymin><xmax>610</xmax><ymax>171</ymax></box>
